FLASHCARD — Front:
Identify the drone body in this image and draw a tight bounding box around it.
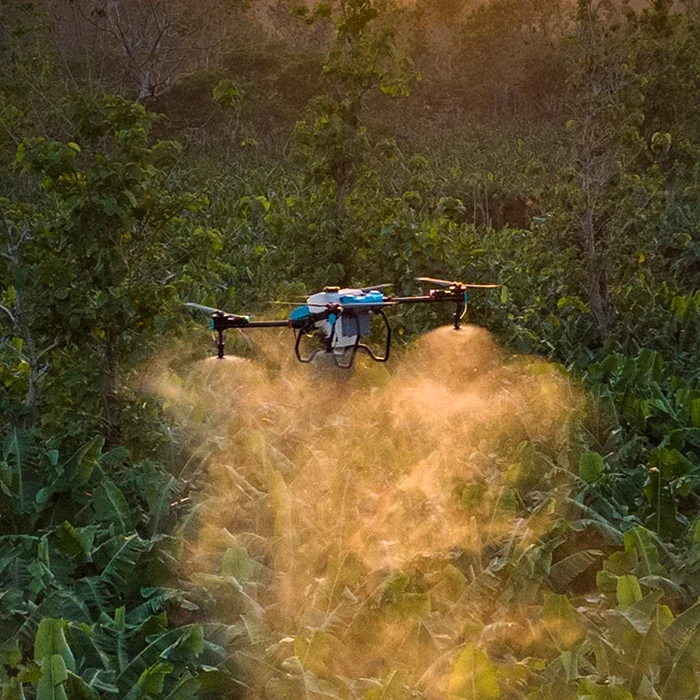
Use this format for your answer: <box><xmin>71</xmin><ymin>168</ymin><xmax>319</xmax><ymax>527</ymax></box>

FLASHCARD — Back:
<box><xmin>293</xmin><ymin>287</ymin><xmax>381</xmax><ymax>349</ymax></box>
<box><xmin>187</xmin><ymin>278</ymin><xmax>499</xmax><ymax>369</ymax></box>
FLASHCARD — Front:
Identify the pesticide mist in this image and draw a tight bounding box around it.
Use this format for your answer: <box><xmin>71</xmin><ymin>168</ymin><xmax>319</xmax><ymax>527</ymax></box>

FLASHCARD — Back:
<box><xmin>154</xmin><ymin>325</ymin><xmax>582</xmax><ymax>698</ymax></box>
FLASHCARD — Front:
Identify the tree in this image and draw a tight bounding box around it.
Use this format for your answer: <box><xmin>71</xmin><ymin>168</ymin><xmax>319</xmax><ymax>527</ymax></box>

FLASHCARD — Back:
<box><xmin>12</xmin><ymin>95</ymin><xmax>220</xmax><ymax>443</ymax></box>
<box><xmin>561</xmin><ymin>0</ymin><xmax>662</xmax><ymax>341</ymax></box>
<box><xmin>0</xmin><ymin>201</ymin><xmax>60</xmax><ymax>427</ymax></box>
<box><xmin>290</xmin><ymin>0</ymin><xmax>416</xmax><ymax>285</ymax></box>
<box><xmin>629</xmin><ymin>0</ymin><xmax>700</xmax><ymax>287</ymax></box>
<box><xmin>54</xmin><ymin>0</ymin><xmax>248</xmax><ymax>101</ymax></box>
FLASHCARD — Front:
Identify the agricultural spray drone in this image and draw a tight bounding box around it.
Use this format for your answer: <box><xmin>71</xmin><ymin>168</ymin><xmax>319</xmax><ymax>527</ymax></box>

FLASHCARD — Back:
<box><xmin>186</xmin><ymin>278</ymin><xmax>499</xmax><ymax>369</ymax></box>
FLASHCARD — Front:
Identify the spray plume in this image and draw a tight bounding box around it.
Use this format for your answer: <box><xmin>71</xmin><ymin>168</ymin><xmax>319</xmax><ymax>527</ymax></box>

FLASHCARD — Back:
<box><xmin>152</xmin><ymin>324</ymin><xmax>582</xmax><ymax>697</ymax></box>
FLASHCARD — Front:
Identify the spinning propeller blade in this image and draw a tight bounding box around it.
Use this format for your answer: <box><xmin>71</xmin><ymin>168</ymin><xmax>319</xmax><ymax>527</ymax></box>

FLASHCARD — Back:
<box><xmin>268</xmin><ymin>300</ymin><xmax>329</xmax><ymax>307</ymax></box>
<box><xmin>415</xmin><ymin>277</ymin><xmax>500</xmax><ymax>289</ymax></box>
<box><xmin>185</xmin><ymin>302</ymin><xmax>223</xmax><ymax>314</ymax></box>
<box><xmin>360</xmin><ymin>283</ymin><xmax>393</xmax><ymax>292</ymax></box>
<box><xmin>416</xmin><ymin>277</ymin><xmax>453</xmax><ymax>287</ymax></box>
<box><xmin>337</xmin><ymin>283</ymin><xmax>393</xmax><ymax>295</ymax></box>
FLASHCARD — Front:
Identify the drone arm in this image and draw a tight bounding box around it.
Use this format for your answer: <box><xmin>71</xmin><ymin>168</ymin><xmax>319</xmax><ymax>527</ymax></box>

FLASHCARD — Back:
<box><xmin>213</xmin><ymin>310</ymin><xmax>333</xmax><ymax>332</ymax></box>
<box><xmin>389</xmin><ymin>295</ymin><xmax>437</xmax><ymax>305</ymax></box>
<box><xmin>240</xmin><ymin>319</ymin><xmax>293</xmax><ymax>329</ymax></box>
<box><xmin>389</xmin><ymin>293</ymin><xmax>468</xmax><ymax>305</ymax></box>
<box><xmin>211</xmin><ymin>309</ymin><xmax>334</xmax><ymax>360</ymax></box>
<box><xmin>216</xmin><ymin>317</ymin><xmax>290</xmax><ymax>330</ymax></box>
<box><xmin>388</xmin><ymin>293</ymin><xmax>468</xmax><ymax>330</ymax></box>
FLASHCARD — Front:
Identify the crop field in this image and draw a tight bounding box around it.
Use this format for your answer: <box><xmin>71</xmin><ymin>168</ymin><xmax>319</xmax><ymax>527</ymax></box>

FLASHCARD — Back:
<box><xmin>1</xmin><ymin>0</ymin><xmax>699</xmax><ymax>698</ymax></box>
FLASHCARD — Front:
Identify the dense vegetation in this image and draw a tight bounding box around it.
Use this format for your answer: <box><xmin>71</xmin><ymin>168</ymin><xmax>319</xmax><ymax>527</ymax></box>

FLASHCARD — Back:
<box><xmin>1</xmin><ymin>0</ymin><xmax>699</xmax><ymax>697</ymax></box>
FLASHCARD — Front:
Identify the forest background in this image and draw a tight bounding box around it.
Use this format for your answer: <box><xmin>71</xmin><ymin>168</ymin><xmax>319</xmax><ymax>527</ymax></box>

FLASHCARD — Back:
<box><xmin>1</xmin><ymin>0</ymin><xmax>700</xmax><ymax>697</ymax></box>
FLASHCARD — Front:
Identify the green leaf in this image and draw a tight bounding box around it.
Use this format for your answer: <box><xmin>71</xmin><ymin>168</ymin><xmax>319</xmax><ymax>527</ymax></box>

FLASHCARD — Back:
<box><xmin>448</xmin><ymin>643</ymin><xmax>500</xmax><ymax>699</ymax></box>
<box><xmin>18</xmin><ymin>663</ymin><xmax>43</xmax><ymax>684</ymax></box>
<box><xmin>664</xmin><ymin>601</ymin><xmax>700</xmax><ymax>648</ymax></box>
<box><xmin>80</xmin><ymin>668</ymin><xmax>119</xmax><ymax>695</ymax></box>
<box><xmin>629</xmin><ymin>605</ymin><xmax>673</xmax><ymax>694</ymax></box>
<box><xmin>115</xmin><ymin>626</ymin><xmax>202</xmax><ymax>691</ymax></box>
<box><xmin>624</xmin><ymin>527</ymin><xmax>659</xmax><ymax>577</ymax></box>
<box><xmin>57</xmin><ymin>522</ymin><xmax>95</xmax><ymax>560</ymax></box>
<box><xmin>136</xmin><ymin>661</ymin><xmax>173</xmax><ymax>694</ymax></box>
<box><xmin>100</xmin><ymin>198</ymin><xmax>119</xmax><ymax>217</ymax></box>
<box><xmin>212</xmin><ymin>79</ymin><xmax>244</xmax><ymax>111</ymax></box>
<box><xmin>541</xmin><ymin>593</ymin><xmax>584</xmax><ymax>649</ymax></box>
<box><xmin>579</xmin><ymin>451</ymin><xmax>604</xmax><ymax>483</ymax></box>
<box><xmin>161</xmin><ymin>625</ymin><xmax>204</xmax><ymax>659</ymax></box>
<box><xmin>550</xmin><ymin>550</ymin><xmax>603</xmax><ymax>591</ymax></box>
<box><xmin>64</xmin><ymin>672</ymin><xmax>100</xmax><ymax>700</ymax></box>
<box><xmin>1</xmin><ymin>677</ymin><xmax>26</xmax><ymax>700</ymax></box>
<box><xmin>63</xmin><ymin>436</ymin><xmax>104</xmax><ymax>487</ymax></box>
<box><xmin>124</xmin><ymin>190</ymin><xmax>138</xmax><ymax>208</ymax></box>
<box><xmin>569</xmin><ymin>515</ymin><xmax>624</xmax><ymax>546</ymax></box>
<box><xmin>578</xmin><ymin>683</ymin><xmax>632</xmax><ymax>699</ymax></box>
<box><xmin>293</xmin><ymin>629</ymin><xmax>340</xmax><ymax>676</ymax></box>
<box><xmin>691</xmin><ymin>399</ymin><xmax>700</xmax><ymax>428</ymax></box>
<box><xmin>220</xmin><ymin>546</ymin><xmax>253</xmax><ymax>581</ymax></box>
<box><xmin>365</xmin><ymin>669</ymin><xmax>407</xmax><ymax>700</ymax></box>
<box><xmin>639</xmin><ymin>576</ymin><xmax>689</xmax><ymax>605</ymax></box>
<box><xmin>34</xmin><ymin>619</ymin><xmax>76</xmax><ymax>673</ymax></box>
<box><xmin>3</xmin><ymin>429</ymin><xmax>33</xmax><ymax>513</ymax></box>
<box><xmin>500</xmin><ymin>286</ymin><xmax>509</xmax><ymax>304</ymax></box>
<box><xmin>92</xmin><ymin>478</ymin><xmax>131</xmax><ymax>532</ymax></box>
<box><xmin>617</xmin><ymin>575</ymin><xmax>643</xmax><ymax>608</ymax></box>
<box><xmin>661</xmin><ymin>626</ymin><xmax>700</xmax><ymax>699</ymax></box>
<box><xmin>590</xmin><ymin>635</ymin><xmax>610</xmax><ymax>679</ymax></box>
<box><xmin>36</xmin><ymin>655</ymin><xmax>69</xmax><ymax>700</ymax></box>
<box><xmin>99</xmin><ymin>534</ymin><xmax>145</xmax><ymax>588</ymax></box>
<box><xmin>0</xmin><ymin>640</ymin><xmax>21</xmax><ymax>666</ymax></box>
<box><xmin>74</xmin><ymin>577</ymin><xmax>112</xmax><ymax>614</ymax></box>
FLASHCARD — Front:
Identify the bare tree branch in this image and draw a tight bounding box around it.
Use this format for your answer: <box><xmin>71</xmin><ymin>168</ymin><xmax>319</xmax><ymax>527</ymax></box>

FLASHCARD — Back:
<box><xmin>0</xmin><ymin>303</ymin><xmax>16</xmax><ymax>325</ymax></box>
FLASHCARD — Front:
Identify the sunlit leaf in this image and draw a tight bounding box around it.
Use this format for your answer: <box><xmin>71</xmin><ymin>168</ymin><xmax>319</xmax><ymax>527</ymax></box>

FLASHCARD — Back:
<box><xmin>448</xmin><ymin>643</ymin><xmax>500</xmax><ymax>699</ymax></box>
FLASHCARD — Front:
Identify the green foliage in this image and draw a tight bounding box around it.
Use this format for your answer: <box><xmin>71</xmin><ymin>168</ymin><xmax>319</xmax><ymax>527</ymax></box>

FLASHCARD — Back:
<box><xmin>285</xmin><ymin>0</ymin><xmax>417</xmax><ymax>284</ymax></box>
<box><xmin>212</xmin><ymin>80</ymin><xmax>245</xmax><ymax>111</ymax></box>
<box><xmin>448</xmin><ymin>644</ymin><xmax>500</xmax><ymax>699</ymax></box>
<box><xmin>1</xmin><ymin>95</ymin><xmax>226</xmax><ymax>445</ymax></box>
<box><xmin>0</xmin><ymin>431</ymin><xmax>236</xmax><ymax>699</ymax></box>
<box><xmin>1</xmin><ymin>0</ymin><xmax>700</xmax><ymax>697</ymax></box>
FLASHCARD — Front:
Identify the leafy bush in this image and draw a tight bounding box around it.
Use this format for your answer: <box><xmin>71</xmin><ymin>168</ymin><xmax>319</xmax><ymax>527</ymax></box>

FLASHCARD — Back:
<box><xmin>0</xmin><ymin>430</ymin><xmax>237</xmax><ymax>699</ymax></box>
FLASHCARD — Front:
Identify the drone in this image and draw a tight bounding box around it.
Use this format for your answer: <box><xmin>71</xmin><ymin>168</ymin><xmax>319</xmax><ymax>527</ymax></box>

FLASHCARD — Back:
<box><xmin>186</xmin><ymin>278</ymin><xmax>499</xmax><ymax>369</ymax></box>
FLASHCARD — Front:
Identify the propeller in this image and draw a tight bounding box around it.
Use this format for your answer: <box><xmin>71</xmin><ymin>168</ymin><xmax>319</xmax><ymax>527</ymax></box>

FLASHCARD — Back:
<box><xmin>185</xmin><ymin>302</ymin><xmax>224</xmax><ymax>314</ymax></box>
<box><xmin>337</xmin><ymin>283</ymin><xmax>393</xmax><ymax>295</ymax></box>
<box><xmin>273</xmin><ymin>284</ymin><xmax>393</xmax><ymax>300</ymax></box>
<box><xmin>415</xmin><ymin>277</ymin><xmax>500</xmax><ymax>289</ymax></box>
<box><xmin>415</xmin><ymin>277</ymin><xmax>452</xmax><ymax>287</ymax></box>
<box><xmin>359</xmin><ymin>283</ymin><xmax>393</xmax><ymax>292</ymax></box>
<box><xmin>267</xmin><ymin>301</ymin><xmax>328</xmax><ymax>308</ymax></box>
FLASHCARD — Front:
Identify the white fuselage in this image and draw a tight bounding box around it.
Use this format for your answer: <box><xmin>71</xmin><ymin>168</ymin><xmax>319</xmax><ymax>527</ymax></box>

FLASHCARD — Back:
<box><xmin>306</xmin><ymin>290</ymin><xmax>370</xmax><ymax>350</ymax></box>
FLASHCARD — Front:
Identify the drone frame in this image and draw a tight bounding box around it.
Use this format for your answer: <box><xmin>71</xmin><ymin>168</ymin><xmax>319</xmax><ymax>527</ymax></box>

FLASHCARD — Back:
<box><xmin>294</xmin><ymin>307</ymin><xmax>393</xmax><ymax>369</ymax></box>
<box><xmin>192</xmin><ymin>278</ymin><xmax>495</xmax><ymax>367</ymax></box>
